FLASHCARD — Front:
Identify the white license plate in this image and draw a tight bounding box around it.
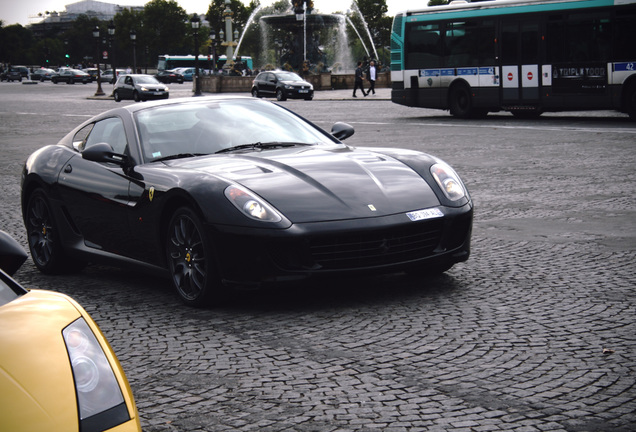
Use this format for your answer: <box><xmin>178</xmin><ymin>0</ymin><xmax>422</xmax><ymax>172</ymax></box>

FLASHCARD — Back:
<box><xmin>153</xmin><ymin>92</ymin><xmax>163</xmax><ymax>95</ymax></box>
<box><xmin>299</xmin><ymin>89</ymin><xmax>308</xmax><ymax>93</ymax></box>
<box><xmin>406</xmin><ymin>208</ymin><xmax>444</xmax><ymax>221</ymax></box>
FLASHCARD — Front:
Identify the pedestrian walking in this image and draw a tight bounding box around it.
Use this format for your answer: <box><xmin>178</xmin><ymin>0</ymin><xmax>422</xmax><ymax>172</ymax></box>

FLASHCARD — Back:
<box><xmin>353</xmin><ymin>61</ymin><xmax>367</xmax><ymax>97</ymax></box>
<box><xmin>367</xmin><ymin>60</ymin><xmax>377</xmax><ymax>95</ymax></box>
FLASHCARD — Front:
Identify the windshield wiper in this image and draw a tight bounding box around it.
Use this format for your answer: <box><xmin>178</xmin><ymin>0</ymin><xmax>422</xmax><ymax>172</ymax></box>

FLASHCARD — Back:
<box><xmin>154</xmin><ymin>153</ymin><xmax>207</xmax><ymax>162</ymax></box>
<box><xmin>215</xmin><ymin>142</ymin><xmax>309</xmax><ymax>154</ymax></box>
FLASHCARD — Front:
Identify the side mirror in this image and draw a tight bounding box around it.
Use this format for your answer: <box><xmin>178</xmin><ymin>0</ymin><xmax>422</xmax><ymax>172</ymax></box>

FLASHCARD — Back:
<box><xmin>82</xmin><ymin>142</ymin><xmax>127</xmax><ymax>165</ymax></box>
<box><xmin>0</xmin><ymin>231</ymin><xmax>28</xmax><ymax>276</ymax></box>
<box><xmin>331</xmin><ymin>122</ymin><xmax>355</xmax><ymax>141</ymax></box>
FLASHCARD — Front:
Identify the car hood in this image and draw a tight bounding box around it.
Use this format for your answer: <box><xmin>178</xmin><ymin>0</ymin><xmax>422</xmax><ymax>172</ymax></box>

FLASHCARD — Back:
<box><xmin>173</xmin><ymin>146</ymin><xmax>440</xmax><ymax>223</ymax></box>
<box><xmin>0</xmin><ymin>290</ymin><xmax>81</xmax><ymax>431</ymax></box>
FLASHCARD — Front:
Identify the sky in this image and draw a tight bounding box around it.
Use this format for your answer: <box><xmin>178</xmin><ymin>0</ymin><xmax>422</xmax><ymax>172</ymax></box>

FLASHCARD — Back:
<box><xmin>0</xmin><ymin>0</ymin><xmax>424</xmax><ymax>27</ymax></box>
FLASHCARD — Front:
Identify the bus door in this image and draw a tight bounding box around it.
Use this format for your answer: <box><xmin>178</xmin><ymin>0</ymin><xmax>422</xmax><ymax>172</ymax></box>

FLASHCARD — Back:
<box><xmin>500</xmin><ymin>20</ymin><xmax>541</xmax><ymax>104</ymax></box>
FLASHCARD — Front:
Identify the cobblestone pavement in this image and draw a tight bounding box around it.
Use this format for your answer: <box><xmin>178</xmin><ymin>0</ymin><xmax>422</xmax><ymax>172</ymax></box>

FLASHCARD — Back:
<box><xmin>1</xmin><ymin>82</ymin><xmax>635</xmax><ymax>431</ymax></box>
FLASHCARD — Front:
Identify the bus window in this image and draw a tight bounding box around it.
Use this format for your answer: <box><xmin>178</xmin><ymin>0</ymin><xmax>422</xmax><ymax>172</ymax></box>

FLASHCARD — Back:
<box><xmin>405</xmin><ymin>23</ymin><xmax>442</xmax><ymax>69</ymax></box>
<box><xmin>615</xmin><ymin>10</ymin><xmax>636</xmax><ymax>60</ymax></box>
<box><xmin>564</xmin><ymin>13</ymin><xmax>611</xmax><ymax>62</ymax></box>
<box><xmin>521</xmin><ymin>22</ymin><xmax>539</xmax><ymax>64</ymax></box>
<box><xmin>444</xmin><ymin>20</ymin><xmax>495</xmax><ymax>67</ymax></box>
<box><xmin>501</xmin><ymin>22</ymin><xmax>519</xmax><ymax>64</ymax></box>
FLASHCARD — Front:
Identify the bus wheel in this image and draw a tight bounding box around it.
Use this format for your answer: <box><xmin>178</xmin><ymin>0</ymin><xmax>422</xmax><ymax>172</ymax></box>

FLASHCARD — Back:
<box><xmin>449</xmin><ymin>84</ymin><xmax>473</xmax><ymax>119</ymax></box>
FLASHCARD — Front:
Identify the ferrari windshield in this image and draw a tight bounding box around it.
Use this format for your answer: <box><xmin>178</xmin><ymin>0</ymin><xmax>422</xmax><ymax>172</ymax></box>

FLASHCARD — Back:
<box><xmin>135</xmin><ymin>98</ymin><xmax>337</xmax><ymax>162</ymax></box>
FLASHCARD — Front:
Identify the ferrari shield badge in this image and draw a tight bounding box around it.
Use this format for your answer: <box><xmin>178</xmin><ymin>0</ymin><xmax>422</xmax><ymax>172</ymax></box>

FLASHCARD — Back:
<box><xmin>149</xmin><ymin>186</ymin><xmax>155</xmax><ymax>202</ymax></box>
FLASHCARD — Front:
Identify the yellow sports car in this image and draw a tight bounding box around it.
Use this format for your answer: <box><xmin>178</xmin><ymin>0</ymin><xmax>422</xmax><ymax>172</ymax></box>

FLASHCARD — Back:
<box><xmin>0</xmin><ymin>231</ymin><xmax>141</xmax><ymax>432</ymax></box>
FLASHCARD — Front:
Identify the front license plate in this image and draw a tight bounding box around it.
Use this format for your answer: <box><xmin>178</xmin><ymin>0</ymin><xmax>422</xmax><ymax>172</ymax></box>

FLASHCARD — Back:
<box><xmin>299</xmin><ymin>89</ymin><xmax>308</xmax><ymax>93</ymax></box>
<box><xmin>406</xmin><ymin>208</ymin><xmax>444</xmax><ymax>221</ymax></box>
<box><xmin>154</xmin><ymin>92</ymin><xmax>163</xmax><ymax>95</ymax></box>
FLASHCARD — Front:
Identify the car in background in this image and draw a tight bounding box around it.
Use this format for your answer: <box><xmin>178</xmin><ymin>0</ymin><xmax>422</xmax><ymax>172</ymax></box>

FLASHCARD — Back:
<box><xmin>1</xmin><ymin>66</ymin><xmax>28</xmax><ymax>82</ymax></box>
<box><xmin>0</xmin><ymin>230</ymin><xmax>141</xmax><ymax>432</ymax></box>
<box><xmin>101</xmin><ymin>69</ymin><xmax>127</xmax><ymax>84</ymax></box>
<box><xmin>20</xmin><ymin>95</ymin><xmax>472</xmax><ymax>307</ymax></box>
<box><xmin>51</xmin><ymin>68</ymin><xmax>91</xmax><ymax>84</ymax></box>
<box><xmin>251</xmin><ymin>70</ymin><xmax>314</xmax><ymax>101</ymax></box>
<box><xmin>174</xmin><ymin>67</ymin><xmax>195</xmax><ymax>81</ymax></box>
<box><xmin>82</xmin><ymin>68</ymin><xmax>102</xmax><ymax>82</ymax></box>
<box><xmin>113</xmin><ymin>74</ymin><xmax>169</xmax><ymax>102</ymax></box>
<box><xmin>30</xmin><ymin>67</ymin><xmax>56</xmax><ymax>81</ymax></box>
<box><xmin>155</xmin><ymin>69</ymin><xmax>184</xmax><ymax>84</ymax></box>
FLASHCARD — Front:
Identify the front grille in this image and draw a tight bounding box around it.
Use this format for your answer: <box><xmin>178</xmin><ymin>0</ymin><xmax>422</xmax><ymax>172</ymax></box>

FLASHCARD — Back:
<box><xmin>270</xmin><ymin>220</ymin><xmax>444</xmax><ymax>271</ymax></box>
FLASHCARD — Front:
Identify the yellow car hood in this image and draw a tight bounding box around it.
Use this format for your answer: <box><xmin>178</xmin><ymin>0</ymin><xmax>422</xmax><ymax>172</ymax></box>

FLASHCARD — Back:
<box><xmin>1</xmin><ymin>289</ymin><xmax>97</xmax><ymax>432</ymax></box>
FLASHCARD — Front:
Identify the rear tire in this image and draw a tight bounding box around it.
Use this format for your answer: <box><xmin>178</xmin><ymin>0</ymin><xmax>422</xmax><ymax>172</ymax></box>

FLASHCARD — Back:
<box><xmin>276</xmin><ymin>89</ymin><xmax>286</xmax><ymax>101</ymax></box>
<box><xmin>252</xmin><ymin>88</ymin><xmax>260</xmax><ymax>98</ymax></box>
<box><xmin>133</xmin><ymin>91</ymin><xmax>141</xmax><ymax>102</ymax></box>
<box><xmin>166</xmin><ymin>207</ymin><xmax>220</xmax><ymax>307</ymax></box>
<box><xmin>624</xmin><ymin>83</ymin><xmax>636</xmax><ymax>121</ymax></box>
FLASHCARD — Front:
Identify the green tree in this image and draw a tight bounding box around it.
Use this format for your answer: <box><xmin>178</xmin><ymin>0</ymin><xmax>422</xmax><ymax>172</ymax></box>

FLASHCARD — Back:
<box><xmin>143</xmin><ymin>0</ymin><xmax>189</xmax><ymax>62</ymax></box>
<box><xmin>0</xmin><ymin>24</ymin><xmax>34</xmax><ymax>65</ymax></box>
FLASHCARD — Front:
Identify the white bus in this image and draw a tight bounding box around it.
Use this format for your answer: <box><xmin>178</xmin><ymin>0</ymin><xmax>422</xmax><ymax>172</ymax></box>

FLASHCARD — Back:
<box><xmin>390</xmin><ymin>0</ymin><xmax>636</xmax><ymax>119</ymax></box>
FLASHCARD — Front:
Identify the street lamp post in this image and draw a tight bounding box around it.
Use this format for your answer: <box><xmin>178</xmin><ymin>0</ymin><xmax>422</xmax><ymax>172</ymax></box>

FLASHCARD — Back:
<box><xmin>209</xmin><ymin>29</ymin><xmax>216</xmax><ymax>74</ymax></box>
<box><xmin>92</xmin><ymin>26</ymin><xmax>105</xmax><ymax>96</ymax></box>
<box><xmin>191</xmin><ymin>14</ymin><xmax>202</xmax><ymax>96</ymax></box>
<box><xmin>130</xmin><ymin>29</ymin><xmax>137</xmax><ymax>73</ymax></box>
<box><xmin>108</xmin><ymin>20</ymin><xmax>116</xmax><ymax>86</ymax></box>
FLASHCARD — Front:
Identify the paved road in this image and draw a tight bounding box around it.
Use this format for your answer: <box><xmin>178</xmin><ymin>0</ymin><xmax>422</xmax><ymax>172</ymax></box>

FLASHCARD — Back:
<box><xmin>1</xmin><ymin>80</ymin><xmax>635</xmax><ymax>431</ymax></box>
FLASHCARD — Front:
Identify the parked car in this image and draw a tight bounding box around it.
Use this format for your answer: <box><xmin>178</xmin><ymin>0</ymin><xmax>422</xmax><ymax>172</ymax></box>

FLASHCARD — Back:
<box><xmin>155</xmin><ymin>69</ymin><xmax>184</xmax><ymax>84</ymax></box>
<box><xmin>101</xmin><ymin>69</ymin><xmax>127</xmax><ymax>84</ymax></box>
<box><xmin>251</xmin><ymin>70</ymin><xmax>314</xmax><ymax>101</ymax></box>
<box><xmin>113</xmin><ymin>74</ymin><xmax>169</xmax><ymax>102</ymax></box>
<box><xmin>174</xmin><ymin>67</ymin><xmax>195</xmax><ymax>81</ymax></box>
<box><xmin>82</xmin><ymin>68</ymin><xmax>102</xmax><ymax>81</ymax></box>
<box><xmin>20</xmin><ymin>95</ymin><xmax>473</xmax><ymax>307</ymax></box>
<box><xmin>51</xmin><ymin>68</ymin><xmax>91</xmax><ymax>84</ymax></box>
<box><xmin>0</xmin><ymin>230</ymin><xmax>141</xmax><ymax>432</ymax></box>
<box><xmin>1</xmin><ymin>66</ymin><xmax>28</xmax><ymax>82</ymax></box>
<box><xmin>30</xmin><ymin>67</ymin><xmax>56</xmax><ymax>81</ymax></box>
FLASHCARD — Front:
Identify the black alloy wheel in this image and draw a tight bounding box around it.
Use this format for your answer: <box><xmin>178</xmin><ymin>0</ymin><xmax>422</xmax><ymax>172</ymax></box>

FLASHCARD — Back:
<box><xmin>25</xmin><ymin>190</ymin><xmax>75</xmax><ymax>273</ymax></box>
<box><xmin>166</xmin><ymin>207</ymin><xmax>218</xmax><ymax>307</ymax></box>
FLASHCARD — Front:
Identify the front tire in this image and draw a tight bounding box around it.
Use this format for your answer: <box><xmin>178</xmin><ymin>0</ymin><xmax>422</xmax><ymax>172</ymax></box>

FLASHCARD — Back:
<box><xmin>449</xmin><ymin>84</ymin><xmax>473</xmax><ymax>119</ymax></box>
<box><xmin>113</xmin><ymin>90</ymin><xmax>122</xmax><ymax>102</ymax></box>
<box><xmin>166</xmin><ymin>207</ymin><xmax>220</xmax><ymax>307</ymax></box>
<box><xmin>25</xmin><ymin>190</ymin><xmax>78</xmax><ymax>274</ymax></box>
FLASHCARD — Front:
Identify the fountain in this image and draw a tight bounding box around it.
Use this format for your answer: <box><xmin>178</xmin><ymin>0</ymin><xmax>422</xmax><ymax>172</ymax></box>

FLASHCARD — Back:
<box><xmin>234</xmin><ymin>0</ymin><xmax>376</xmax><ymax>73</ymax></box>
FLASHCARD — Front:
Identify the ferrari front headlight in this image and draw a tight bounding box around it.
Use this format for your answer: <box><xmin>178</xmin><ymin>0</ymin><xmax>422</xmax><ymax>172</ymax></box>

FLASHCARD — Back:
<box><xmin>63</xmin><ymin>318</ymin><xmax>127</xmax><ymax>423</ymax></box>
<box><xmin>430</xmin><ymin>162</ymin><xmax>467</xmax><ymax>201</ymax></box>
<box><xmin>225</xmin><ymin>185</ymin><xmax>282</xmax><ymax>222</ymax></box>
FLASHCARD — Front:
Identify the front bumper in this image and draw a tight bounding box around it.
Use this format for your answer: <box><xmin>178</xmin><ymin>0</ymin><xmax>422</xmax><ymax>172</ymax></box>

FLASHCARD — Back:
<box><xmin>208</xmin><ymin>203</ymin><xmax>473</xmax><ymax>287</ymax></box>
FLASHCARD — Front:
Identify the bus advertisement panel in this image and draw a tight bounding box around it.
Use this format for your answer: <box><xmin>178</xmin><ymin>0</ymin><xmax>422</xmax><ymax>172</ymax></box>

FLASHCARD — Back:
<box><xmin>390</xmin><ymin>0</ymin><xmax>636</xmax><ymax>119</ymax></box>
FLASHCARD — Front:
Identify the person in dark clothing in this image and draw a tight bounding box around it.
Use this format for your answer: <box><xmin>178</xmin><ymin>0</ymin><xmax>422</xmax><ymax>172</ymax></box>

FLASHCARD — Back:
<box><xmin>353</xmin><ymin>61</ymin><xmax>367</xmax><ymax>97</ymax></box>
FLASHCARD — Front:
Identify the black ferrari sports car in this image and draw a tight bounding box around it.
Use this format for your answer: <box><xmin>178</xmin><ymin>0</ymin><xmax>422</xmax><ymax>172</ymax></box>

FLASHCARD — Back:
<box><xmin>21</xmin><ymin>96</ymin><xmax>473</xmax><ymax>306</ymax></box>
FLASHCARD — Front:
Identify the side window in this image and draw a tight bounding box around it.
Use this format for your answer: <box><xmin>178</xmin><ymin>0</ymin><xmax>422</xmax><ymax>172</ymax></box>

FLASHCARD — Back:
<box><xmin>73</xmin><ymin>124</ymin><xmax>94</xmax><ymax>151</ymax></box>
<box><xmin>83</xmin><ymin>117</ymin><xmax>128</xmax><ymax>155</ymax></box>
<box><xmin>125</xmin><ymin>76</ymin><xmax>133</xmax><ymax>85</ymax></box>
<box><xmin>405</xmin><ymin>23</ymin><xmax>442</xmax><ymax>69</ymax></box>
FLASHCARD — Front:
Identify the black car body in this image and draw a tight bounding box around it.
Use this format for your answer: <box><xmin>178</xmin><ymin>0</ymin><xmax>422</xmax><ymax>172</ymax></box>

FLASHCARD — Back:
<box><xmin>252</xmin><ymin>71</ymin><xmax>314</xmax><ymax>101</ymax></box>
<box><xmin>21</xmin><ymin>96</ymin><xmax>472</xmax><ymax>307</ymax></box>
<box><xmin>31</xmin><ymin>67</ymin><xmax>56</xmax><ymax>81</ymax></box>
<box><xmin>52</xmin><ymin>69</ymin><xmax>91</xmax><ymax>84</ymax></box>
<box><xmin>155</xmin><ymin>70</ymin><xmax>184</xmax><ymax>84</ymax></box>
<box><xmin>113</xmin><ymin>74</ymin><xmax>169</xmax><ymax>102</ymax></box>
<box><xmin>2</xmin><ymin>66</ymin><xmax>27</xmax><ymax>82</ymax></box>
